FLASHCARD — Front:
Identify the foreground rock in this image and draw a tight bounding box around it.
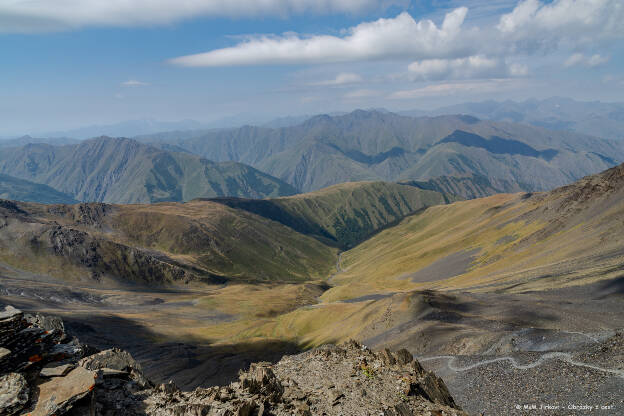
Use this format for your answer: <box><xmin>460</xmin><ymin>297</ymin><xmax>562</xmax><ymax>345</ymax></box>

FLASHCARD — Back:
<box><xmin>0</xmin><ymin>305</ymin><xmax>466</xmax><ymax>415</ymax></box>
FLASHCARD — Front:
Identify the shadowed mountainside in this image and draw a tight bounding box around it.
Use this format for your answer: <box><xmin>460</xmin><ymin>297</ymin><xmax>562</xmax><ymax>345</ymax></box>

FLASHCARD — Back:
<box><xmin>0</xmin><ymin>182</ymin><xmax>454</xmax><ymax>285</ymax></box>
<box><xmin>323</xmin><ymin>162</ymin><xmax>624</xmax><ymax>301</ymax></box>
<box><xmin>138</xmin><ymin>110</ymin><xmax>624</xmax><ymax>193</ymax></box>
<box><xmin>0</xmin><ymin>136</ymin><xmax>296</xmax><ymax>203</ymax></box>
<box><xmin>209</xmin><ymin>181</ymin><xmax>455</xmax><ymax>249</ymax></box>
<box><xmin>0</xmin><ymin>173</ymin><xmax>77</xmax><ymax>204</ymax></box>
<box><xmin>401</xmin><ymin>173</ymin><xmax>524</xmax><ymax>200</ymax></box>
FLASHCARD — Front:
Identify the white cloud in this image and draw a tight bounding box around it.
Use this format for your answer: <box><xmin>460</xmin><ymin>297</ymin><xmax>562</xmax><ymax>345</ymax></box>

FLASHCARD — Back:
<box><xmin>122</xmin><ymin>80</ymin><xmax>149</xmax><ymax>86</ymax></box>
<box><xmin>312</xmin><ymin>72</ymin><xmax>363</xmax><ymax>86</ymax></box>
<box><xmin>169</xmin><ymin>9</ymin><xmax>473</xmax><ymax>67</ymax></box>
<box><xmin>587</xmin><ymin>54</ymin><xmax>609</xmax><ymax>67</ymax></box>
<box><xmin>497</xmin><ymin>0</ymin><xmax>624</xmax><ymax>47</ymax></box>
<box><xmin>407</xmin><ymin>55</ymin><xmax>524</xmax><ymax>81</ymax></box>
<box><xmin>564</xmin><ymin>53</ymin><xmax>609</xmax><ymax>67</ymax></box>
<box><xmin>169</xmin><ymin>1</ymin><xmax>623</xmax><ymax>69</ymax></box>
<box><xmin>389</xmin><ymin>79</ymin><xmax>519</xmax><ymax>99</ymax></box>
<box><xmin>0</xmin><ymin>0</ymin><xmax>397</xmax><ymax>33</ymax></box>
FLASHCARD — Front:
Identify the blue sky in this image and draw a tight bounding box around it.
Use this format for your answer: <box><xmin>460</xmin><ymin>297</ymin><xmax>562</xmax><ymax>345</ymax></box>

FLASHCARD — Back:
<box><xmin>1</xmin><ymin>0</ymin><xmax>623</xmax><ymax>136</ymax></box>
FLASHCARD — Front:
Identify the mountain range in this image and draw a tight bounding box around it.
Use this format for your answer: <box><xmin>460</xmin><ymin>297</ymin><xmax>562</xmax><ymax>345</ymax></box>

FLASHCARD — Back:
<box><xmin>0</xmin><ymin>137</ymin><xmax>295</xmax><ymax>203</ymax></box>
<box><xmin>407</xmin><ymin>97</ymin><xmax>624</xmax><ymax>141</ymax></box>
<box><xmin>2</xmin><ymin>108</ymin><xmax>622</xmax><ymax>205</ymax></box>
<box><xmin>1</xmin><ymin>157</ymin><xmax>623</xmax><ymax>415</ymax></box>
<box><xmin>139</xmin><ymin>110</ymin><xmax>624</xmax><ymax>194</ymax></box>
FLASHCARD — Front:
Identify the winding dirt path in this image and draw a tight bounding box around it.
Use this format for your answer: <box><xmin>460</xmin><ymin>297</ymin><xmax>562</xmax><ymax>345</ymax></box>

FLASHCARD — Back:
<box><xmin>419</xmin><ymin>352</ymin><xmax>624</xmax><ymax>378</ymax></box>
<box><xmin>327</xmin><ymin>252</ymin><xmax>344</xmax><ymax>285</ymax></box>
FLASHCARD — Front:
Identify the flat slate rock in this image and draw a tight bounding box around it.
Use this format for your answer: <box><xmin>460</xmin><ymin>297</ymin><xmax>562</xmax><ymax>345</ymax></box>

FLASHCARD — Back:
<box><xmin>30</xmin><ymin>366</ymin><xmax>95</xmax><ymax>416</ymax></box>
<box><xmin>40</xmin><ymin>363</ymin><xmax>75</xmax><ymax>377</ymax></box>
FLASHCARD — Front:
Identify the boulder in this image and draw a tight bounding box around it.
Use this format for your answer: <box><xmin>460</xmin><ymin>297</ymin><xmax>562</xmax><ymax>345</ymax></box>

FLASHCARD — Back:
<box><xmin>394</xmin><ymin>348</ymin><xmax>413</xmax><ymax>365</ymax></box>
<box><xmin>0</xmin><ymin>373</ymin><xmax>29</xmax><ymax>415</ymax></box>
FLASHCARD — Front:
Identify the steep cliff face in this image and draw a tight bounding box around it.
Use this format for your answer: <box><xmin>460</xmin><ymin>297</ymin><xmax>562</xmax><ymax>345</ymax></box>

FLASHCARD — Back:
<box><xmin>0</xmin><ymin>305</ymin><xmax>466</xmax><ymax>416</ymax></box>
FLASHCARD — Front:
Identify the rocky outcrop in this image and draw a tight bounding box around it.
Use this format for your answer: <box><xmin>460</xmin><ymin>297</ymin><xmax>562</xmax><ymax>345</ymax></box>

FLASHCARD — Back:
<box><xmin>0</xmin><ymin>305</ymin><xmax>466</xmax><ymax>415</ymax></box>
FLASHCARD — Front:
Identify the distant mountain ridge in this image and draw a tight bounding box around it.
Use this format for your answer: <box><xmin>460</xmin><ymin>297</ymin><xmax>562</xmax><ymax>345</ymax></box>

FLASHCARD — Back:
<box><xmin>407</xmin><ymin>97</ymin><xmax>624</xmax><ymax>140</ymax></box>
<box><xmin>139</xmin><ymin>110</ymin><xmax>624</xmax><ymax>194</ymax></box>
<box><xmin>0</xmin><ymin>174</ymin><xmax>77</xmax><ymax>204</ymax></box>
<box><xmin>42</xmin><ymin>119</ymin><xmax>205</xmax><ymax>140</ymax></box>
<box><xmin>0</xmin><ymin>136</ymin><xmax>295</xmax><ymax>203</ymax></box>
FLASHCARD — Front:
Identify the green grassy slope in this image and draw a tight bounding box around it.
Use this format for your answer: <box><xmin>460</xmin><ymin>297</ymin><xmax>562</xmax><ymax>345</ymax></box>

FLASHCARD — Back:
<box><xmin>0</xmin><ymin>198</ymin><xmax>336</xmax><ymax>285</ymax></box>
<box><xmin>323</xmin><ymin>163</ymin><xmax>624</xmax><ymax>301</ymax></box>
<box><xmin>211</xmin><ymin>181</ymin><xmax>455</xmax><ymax>249</ymax></box>
<box><xmin>204</xmin><ymin>162</ymin><xmax>624</xmax><ymax>349</ymax></box>
<box><xmin>0</xmin><ymin>174</ymin><xmax>77</xmax><ymax>204</ymax></box>
<box><xmin>0</xmin><ymin>137</ymin><xmax>296</xmax><ymax>203</ymax></box>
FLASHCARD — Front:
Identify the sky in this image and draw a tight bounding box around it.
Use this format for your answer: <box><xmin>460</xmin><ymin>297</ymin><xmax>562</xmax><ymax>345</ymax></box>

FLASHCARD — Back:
<box><xmin>1</xmin><ymin>0</ymin><xmax>623</xmax><ymax>136</ymax></box>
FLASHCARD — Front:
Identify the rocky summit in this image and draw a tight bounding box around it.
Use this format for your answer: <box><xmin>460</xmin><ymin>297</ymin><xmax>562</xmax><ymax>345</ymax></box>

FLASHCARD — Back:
<box><xmin>0</xmin><ymin>305</ymin><xmax>466</xmax><ymax>416</ymax></box>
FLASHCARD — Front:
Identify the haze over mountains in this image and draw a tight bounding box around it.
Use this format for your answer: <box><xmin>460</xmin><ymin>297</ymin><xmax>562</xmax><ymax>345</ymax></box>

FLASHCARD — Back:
<box><xmin>140</xmin><ymin>109</ymin><xmax>624</xmax><ymax>194</ymax></box>
<box><xmin>0</xmin><ymin>137</ymin><xmax>295</xmax><ymax>203</ymax></box>
<box><xmin>412</xmin><ymin>97</ymin><xmax>624</xmax><ymax>141</ymax></box>
<box><xmin>1</xmin><ymin>100</ymin><xmax>624</xmax><ymax>416</ymax></box>
<box><xmin>1</xmin><ymin>95</ymin><xmax>624</xmax><ymax>416</ymax></box>
<box><xmin>1</xmin><ymin>106</ymin><xmax>623</xmax><ymax>205</ymax></box>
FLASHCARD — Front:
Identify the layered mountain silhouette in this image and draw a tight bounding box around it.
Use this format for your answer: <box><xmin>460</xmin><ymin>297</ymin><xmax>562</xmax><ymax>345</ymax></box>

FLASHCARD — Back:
<box><xmin>410</xmin><ymin>97</ymin><xmax>624</xmax><ymax>140</ymax></box>
<box><xmin>0</xmin><ymin>137</ymin><xmax>295</xmax><ymax>203</ymax></box>
<box><xmin>140</xmin><ymin>110</ymin><xmax>624</xmax><ymax>194</ymax></box>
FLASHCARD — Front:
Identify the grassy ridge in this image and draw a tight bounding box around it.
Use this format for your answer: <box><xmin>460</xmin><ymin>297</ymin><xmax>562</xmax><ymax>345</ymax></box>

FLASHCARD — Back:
<box><xmin>0</xmin><ymin>199</ymin><xmax>337</xmax><ymax>285</ymax></box>
<box><xmin>185</xmin><ymin>163</ymin><xmax>624</xmax><ymax>348</ymax></box>
<box><xmin>324</xmin><ymin>164</ymin><xmax>624</xmax><ymax>301</ymax></box>
<box><xmin>212</xmin><ymin>181</ymin><xmax>454</xmax><ymax>249</ymax></box>
<box><xmin>110</xmin><ymin>201</ymin><xmax>337</xmax><ymax>282</ymax></box>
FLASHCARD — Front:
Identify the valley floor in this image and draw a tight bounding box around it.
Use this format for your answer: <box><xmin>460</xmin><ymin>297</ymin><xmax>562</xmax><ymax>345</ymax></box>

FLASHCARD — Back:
<box><xmin>1</xmin><ymin>269</ymin><xmax>622</xmax><ymax>414</ymax></box>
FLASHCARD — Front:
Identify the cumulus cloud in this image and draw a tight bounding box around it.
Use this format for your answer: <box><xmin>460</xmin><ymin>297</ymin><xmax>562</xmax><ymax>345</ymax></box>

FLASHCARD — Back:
<box><xmin>122</xmin><ymin>80</ymin><xmax>149</xmax><ymax>86</ymax></box>
<box><xmin>169</xmin><ymin>9</ymin><xmax>473</xmax><ymax>67</ymax></box>
<box><xmin>168</xmin><ymin>0</ymin><xmax>623</xmax><ymax>68</ymax></box>
<box><xmin>311</xmin><ymin>72</ymin><xmax>363</xmax><ymax>86</ymax></box>
<box><xmin>564</xmin><ymin>53</ymin><xmax>609</xmax><ymax>68</ymax></box>
<box><xmin>407</xmin><ymin>56</ymin><xmax>527</xmax><ymax>81</ymax></box>
<box><xmin>497</xmin><ymin>0</ymin><xmax>624</xmax><ymax>48</ymax></box>
<box><xmin>0</xmin><ymin>0</ymin><xmax>396</xmax><ymax>33</ymax></box>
